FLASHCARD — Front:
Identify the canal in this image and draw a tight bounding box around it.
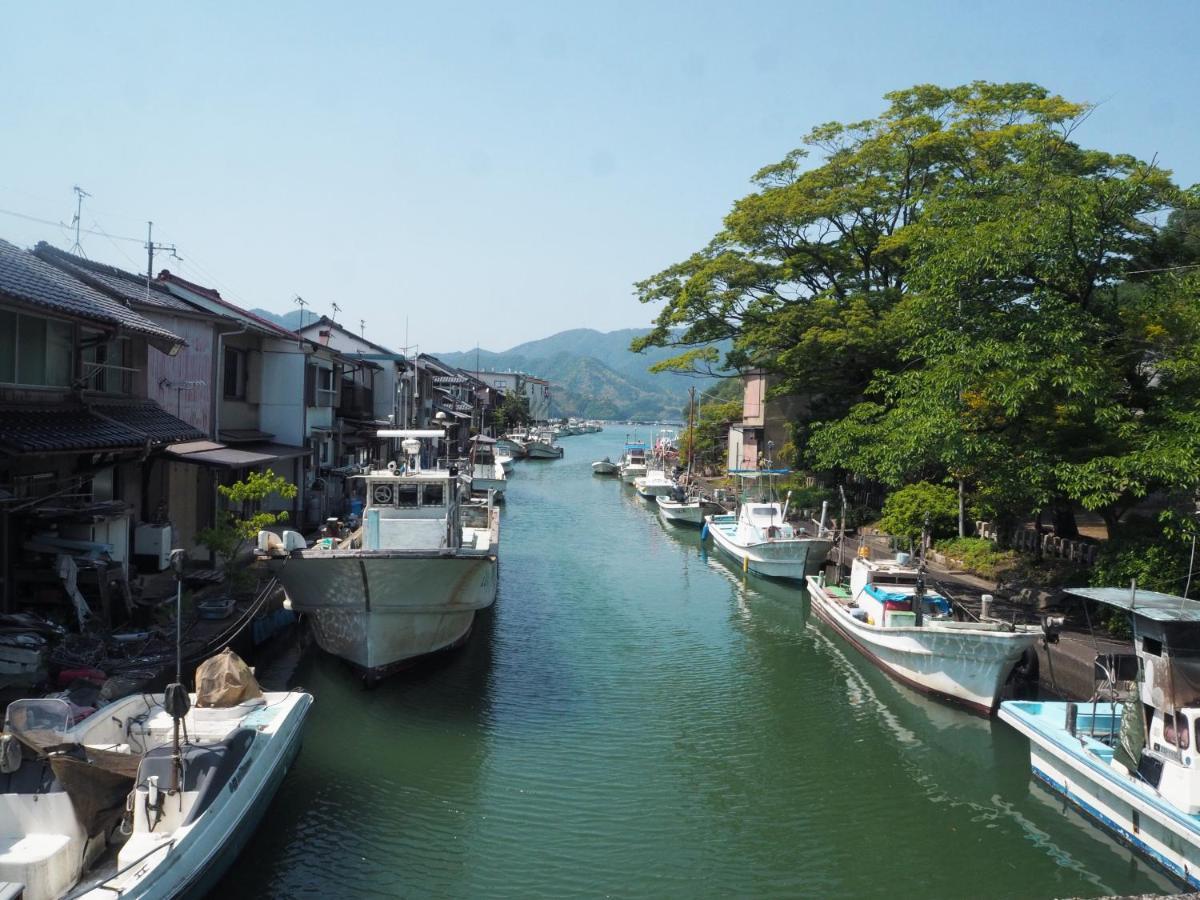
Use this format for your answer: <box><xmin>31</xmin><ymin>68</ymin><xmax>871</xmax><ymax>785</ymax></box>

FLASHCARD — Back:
<box><xmin>219</xmin><ymin>431</ymin><xmax>1174</xmax><ymax>898</ymax></box>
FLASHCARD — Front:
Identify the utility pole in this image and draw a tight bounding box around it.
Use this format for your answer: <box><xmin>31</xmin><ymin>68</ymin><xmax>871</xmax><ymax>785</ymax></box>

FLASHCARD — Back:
<box><xmin>69</xmin><ymin>185</ymin><xmax>90</xmax><ymax>256</ymax></box>
<box><xmin>331</xmin><ymin>301</ymin><xmax>341</xmax><ymax>323</ymax></box>
<box><xmin>294</xmin><ymin>296</ymin><xmax>309</xmax><ymax>329</ymax></box>
<box><xmin>144</xmin><ymin>222</ymin><xmax>181</xmax><ymax>299</ymax></box>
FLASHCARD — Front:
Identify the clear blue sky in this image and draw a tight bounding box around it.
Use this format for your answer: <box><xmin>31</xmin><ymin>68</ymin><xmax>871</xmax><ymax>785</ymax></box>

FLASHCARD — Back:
<box><xmin>0</xmin><ymin>1</ymin><xmax>1196</xmax><ymax>351</ymax></box>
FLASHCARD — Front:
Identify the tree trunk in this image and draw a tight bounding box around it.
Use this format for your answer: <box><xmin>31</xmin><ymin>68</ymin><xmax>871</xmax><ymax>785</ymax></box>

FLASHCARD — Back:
<box><xmin>1050</xmin><ymin>498</ymin><xmax>1079</xmax><ymax>539</ymax></box>
<box><xmin>958</xmin><ymin>479</ymin><xmax>966</xmax><ymax>538</ymax></box>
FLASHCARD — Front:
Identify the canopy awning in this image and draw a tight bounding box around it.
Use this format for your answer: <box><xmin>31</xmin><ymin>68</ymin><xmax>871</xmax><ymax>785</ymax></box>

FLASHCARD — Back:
<box><xmin>1064</xmin><ymin>587</ymin><xmax>1200</xmax><ymax>623</ymax></box>
<box><xmin>164</xmin><ymin>440</ymin><xmax>310</xmax><ymax>469</ymax></box>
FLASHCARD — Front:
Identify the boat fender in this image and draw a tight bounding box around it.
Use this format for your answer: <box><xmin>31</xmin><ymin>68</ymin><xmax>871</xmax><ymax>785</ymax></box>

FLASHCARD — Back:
<box><xmin>857</xmin><ymin>544</ymin><xmax>870</xmax><ymax>559</ymax></box>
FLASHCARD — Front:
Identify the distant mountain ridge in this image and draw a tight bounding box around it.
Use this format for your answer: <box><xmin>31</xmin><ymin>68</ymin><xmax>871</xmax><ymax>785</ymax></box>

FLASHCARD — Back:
<box><xmin>247</xmin><ymin>311</ymin><xmax>729</xmax><ymax>419</ymax></box>
<box><xmin>436</xmin><ymin>327</ymin><xmax>730</xmax><ymax>420</ymax></box>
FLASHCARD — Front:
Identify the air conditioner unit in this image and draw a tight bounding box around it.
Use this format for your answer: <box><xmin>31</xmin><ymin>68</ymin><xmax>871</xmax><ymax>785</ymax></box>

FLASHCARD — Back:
<box><xmin>134</xmin><ymin>523</ymin><xmax>172</xmax><ymax>572</ymax></box>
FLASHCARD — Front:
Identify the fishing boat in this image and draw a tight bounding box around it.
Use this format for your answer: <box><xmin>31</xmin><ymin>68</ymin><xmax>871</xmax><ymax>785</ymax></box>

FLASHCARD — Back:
<box><xmin>524</xmin><ymin>430</ymin><xmax>563</xmax><ymax>459</ymax></box>
<box><xmin>467</xmin><ymin>435</ymin><xmax>507</xmax><ymax>501</ymax></box>
<box><xmin>495</xmin><ymin>435</ymin><xmax>527</xmax><ymax>459</ymax></box>
<box><xmin>257</xmin><ymin>430</ymin><xmax>499</xmax><ymax>682</ymax></box>
<box><xmin>495</xmin><ymin>448</ymin><xmax>514</xmax><ymax>473</ymax></box>
<box><xmin>0</xmin><ymin>653</ymin><xmax>311</xmax><ymax>900</ymax></box>
<box><xmin>619</xmin><ymin>440</ymin><xmax>648</xmax><ymax>483</ymax></box>
<box><xmin>1000</xmin><ymin>586</ymin><xmax>1200</xmax><ymax>887</ymax></box>
<box><xmin>807</xmin><ymin>552</ymin><xmax>1042</xmax><ymax>714</ymax></box>
<box><xmin>656</xmin><ymin>491</ymin><xmax>722</xmax><ymax>525</ymax></box>
<box><xmin>634</xmin><ymin>469</ymin><xmax>677</xmax><ymax>499</ymax></box>
<box><xmin>591</xmin><ymin>457</ymin><xmax>620</xmax><ymax>475</ymax></box>
<box><xmin>703</xmin><ymin>469</ymin><xmax>832</xmax><ymax>580</ymax></box>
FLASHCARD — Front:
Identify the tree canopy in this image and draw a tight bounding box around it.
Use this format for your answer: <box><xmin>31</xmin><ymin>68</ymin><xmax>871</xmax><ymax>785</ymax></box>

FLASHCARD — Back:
<box><xmin>635</xmin><ymin>81</ymin><xmax>1198</xmax><ymax>532</ymax></box>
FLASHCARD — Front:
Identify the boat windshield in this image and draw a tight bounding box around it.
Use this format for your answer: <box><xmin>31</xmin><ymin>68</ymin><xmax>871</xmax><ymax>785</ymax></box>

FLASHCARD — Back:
<box><xmin>4</xmin><ymin>698</ymin><xmax>72</xmax><ymax>749</ymax></box>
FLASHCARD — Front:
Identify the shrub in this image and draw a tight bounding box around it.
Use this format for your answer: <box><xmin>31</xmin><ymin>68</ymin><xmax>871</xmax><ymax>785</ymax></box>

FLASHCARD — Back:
<box><xmin>879</xmin><ymin>482</ymin><xmax>960</xmax><ymax>543</ymax></box>
<box><xmin>197</xmin><ymin>468</ymin><xmax>298</xmax><ymax>582</ymax></box>
<box><xmin>1091</xmin><ymin>521</ymin><xmax>1195</xmax><ymax>596</ymax></box>
<box><xmin>934</xmin><ymin>537</ymin><xmax>1017</xmax><ymax>580</ymax></box>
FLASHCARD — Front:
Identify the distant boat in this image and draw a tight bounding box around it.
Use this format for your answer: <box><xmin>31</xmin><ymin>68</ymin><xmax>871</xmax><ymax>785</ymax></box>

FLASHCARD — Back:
<box><xmin>496</xmin><ymin>448</ymin><xmax>515</xmax><ymax>473</ymax></box>
<box><xmin>524</xmin><ymin>430</ymin><xmax>563</xmax><ymax>459</ymax></box>
<box><xmin>259</xmin><ymin>430</ymin><xmax>499</xmax><ymax>682</ymax></box>
<box><xmin>808</xmin><ymin>552</ymin><xmax>1041</xmax><ymax>714</ymax></box>
<box><xmin>619</xmin><ymin>439</ymin><xmax>648</xmax><ymax>483</ymax></box>
<box><xmin>656</xmin><ymin>491</ymin><xmax>722</xmax><ymax>525</ymax></box>
<box><xmin>496</xmin><ymin>436</ymin><xmax>527</xmax><ymax>459</ymax></box>
<box><xmin>592</xmin><ymin>456</ymin><xmax>619</xmax><ymax>475</ymax></box>
<box><xmin>704</xmin><ymin>470</ymin><xmax>832</xmax><ymax>581</ymax></box>
<box><xmin>1001</xmin><ymin>586</ymin><xmax>1200</xmax><ymax>886</ymax></box>
<box><xmin>634</xmin><ymin>469</ymin><xmax>676</xmax><ymax>499</ymax></box>
<box><xmin>468</xmin><ymin>435</ymin><xmax>507</xmax><ymax>501</ymax></box>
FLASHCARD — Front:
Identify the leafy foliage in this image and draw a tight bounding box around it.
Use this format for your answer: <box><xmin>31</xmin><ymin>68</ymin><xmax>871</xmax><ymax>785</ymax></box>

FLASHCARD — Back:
<box><xmin>1090</xmin><ymin>521</ymin><xmax>1197</xmax><ymax>597</ymax></box>
<box><xmin>879</xmin><ymin>481</ymin><xmax>960</xmax><ymax>542</ymax></box>
<box><xmin>934</xmin><ymin>537</ymin><xmax>1017</xmax><ymax>580</ymax></box>
<box><xmin>197</xmin><ymin>469</ymin><xmax>298</xmax><ymax>572</ymax></box>
<box><xmin>492</xmin><ymin>391</ymin><xmax>531</xmax><ymax>431</ymax></box>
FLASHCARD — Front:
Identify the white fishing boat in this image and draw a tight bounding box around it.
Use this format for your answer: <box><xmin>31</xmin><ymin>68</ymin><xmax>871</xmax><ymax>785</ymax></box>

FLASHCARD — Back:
<box><xmin>0</xmin><ymin>653</ymin><xmax>311</xmax><ymax>900</ymax></box>
<box><xmin>703</xmin><ymin>470</ymin><xmax>832</xmax><ymax>580</ymax></box>
<box><xmin>257</xmin><ymin>430</ymin><xmax>499</xmax><ymax>682</ymax></box>
<box><xmin>634</xmin><ymin>469</ymin><xmax>676</xmax><ymax>499</ymax></box>
<box><xmin>495</xmin><ymin>448</ymin><xmax>514</xmax><ymax>473</ymax></box>
<box><xmin>591</xmin><ymin>457</ymin><xmax>620</xmax><ymax>476</ymax></box>
<box><xmin>656</xmin><ymin>491</ymin><xmax>722</xmax><ymax>525</ymax></box>
<box><xmin>619</xmin><ymin>440</ymin><xmax>648</xmax><ymax>483</ymax></box>
<box><xmin>467</xmin><ymin>435</ymin><xmax>506</xmax><ymax>501</ymax></box>
<box><xmin>495</xmin><ymin>436</ymin><xmax>526</xmax><ymax>459</ymax></box>
<box><xmin>1001</xmin><ymin>586</ymin><xmax>1200</xmax><ymax>887</ymax></box>
<box><xmin>807</xmin><ymin>552</ymin><xmax>1042</xmax><ymax>714</ymax></box>
<box><xmin>524</xmin><ymin>430</ymin><xmax>563</xmax><ymax>459</ymax></box>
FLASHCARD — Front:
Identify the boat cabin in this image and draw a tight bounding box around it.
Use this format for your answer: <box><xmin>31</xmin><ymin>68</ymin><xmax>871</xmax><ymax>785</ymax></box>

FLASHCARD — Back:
<box><xmin>849</xmin><ymin>555</ymin><xmax>951</xmax><ymax>628</ymax></box>
<box><xmin>1061</xmin><ymin>588</ymin><xmax>1200</xmax><ymax>814</ymax></box>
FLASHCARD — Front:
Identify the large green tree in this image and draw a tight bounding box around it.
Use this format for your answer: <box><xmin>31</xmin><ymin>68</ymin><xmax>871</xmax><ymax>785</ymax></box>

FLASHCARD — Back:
<box><xmin>633</xmin><ymin>82</ymin><xmax>1091</xmax><ymax>435</ymax></box>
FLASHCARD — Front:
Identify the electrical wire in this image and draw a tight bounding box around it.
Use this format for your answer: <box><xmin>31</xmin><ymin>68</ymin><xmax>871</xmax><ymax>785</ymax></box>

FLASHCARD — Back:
<box><xmin>0</xmin><ymin>206</ymin><xmax>143</xmax><ymax>243</ymax></box>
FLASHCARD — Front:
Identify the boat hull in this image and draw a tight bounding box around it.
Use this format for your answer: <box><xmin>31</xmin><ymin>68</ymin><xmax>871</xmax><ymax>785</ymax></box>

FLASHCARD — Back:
<box><xmin>269</xmin><ymin>553</ymin><xmax>497</xmax><ymax>680</ymax></box>
<box><xmin>706</xmin><ymin>517</ymin><xmax>830</xmax><ymax>580</ymax></box>
<box><xmin>808</xmin><ymin>579</ymin><xmax>1038</xmax><ymax>714</ymax></box>
<box><xmin>1000</xmin><ymin>700</ymin><xmax>1200</xmax><ymax>889</ymax></box>
<box><xmin>525</xmin><ymin>441</ymin><xmax>562</xmax><ymax>459</ymax></box>
<box><xmin>620</xmin><ymin>465</ymin><xmax>646</xmax><ymax>483</ymax></box>
<box><xmin>592</xmin><ymin>461</ymin><xmax>619</xmax><ymax>475</ymax></box>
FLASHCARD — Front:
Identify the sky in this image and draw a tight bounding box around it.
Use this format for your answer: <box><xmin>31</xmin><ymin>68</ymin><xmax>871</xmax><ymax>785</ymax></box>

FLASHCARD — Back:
<box><xmin>0</xmin><ymin>1</ymin><xmax>1196</xmax><ymax>353</ymax></box>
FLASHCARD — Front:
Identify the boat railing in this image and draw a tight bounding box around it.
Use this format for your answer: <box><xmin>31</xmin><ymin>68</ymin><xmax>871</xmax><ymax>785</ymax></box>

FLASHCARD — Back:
<box><xmin>94</xmin><ymin>837</ymin><xmax>177</xmax><ymax>893</ymax></box>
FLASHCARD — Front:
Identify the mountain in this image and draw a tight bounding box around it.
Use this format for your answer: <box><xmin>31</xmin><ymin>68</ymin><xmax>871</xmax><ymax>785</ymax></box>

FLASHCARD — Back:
<box><xmin>249</xmin><ymin>308</ymin><xmax>309</xmax><ymax>330</ymax></box>
<box><xmin>435</xmin><ymin>328</ymin><xmax>731</xmax><ymax>420</ymax></box>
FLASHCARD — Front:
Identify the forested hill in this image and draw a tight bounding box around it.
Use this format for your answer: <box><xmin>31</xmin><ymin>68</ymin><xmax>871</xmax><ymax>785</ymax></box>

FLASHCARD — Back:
<box><xmin>435</xmin><ymin>328</ymin><xmax>730</xmax><ymax>420</ymax></box>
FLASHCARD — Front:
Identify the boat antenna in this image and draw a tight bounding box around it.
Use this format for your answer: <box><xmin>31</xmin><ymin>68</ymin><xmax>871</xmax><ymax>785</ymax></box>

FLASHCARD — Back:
<box><xmin>165</xmin><ymin>549</ymin><xmax>192</xmax><ymax>795</ymax></box>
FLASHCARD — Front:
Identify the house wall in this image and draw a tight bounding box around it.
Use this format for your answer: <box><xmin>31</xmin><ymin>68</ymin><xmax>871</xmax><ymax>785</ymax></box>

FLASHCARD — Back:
<box><xmin>142</xmin><ymin>313</ymin><xmax>215</xmax><ymax>434</ymax></box>
<box><xmin>742</xmin><ymin>371</ymin><xmax>766</xmax><ymax>427</ymax></box>
<box><xmin>259</xmin><ymin>343</ymin><xmax>307</xmax><ymax>445</ymax></box>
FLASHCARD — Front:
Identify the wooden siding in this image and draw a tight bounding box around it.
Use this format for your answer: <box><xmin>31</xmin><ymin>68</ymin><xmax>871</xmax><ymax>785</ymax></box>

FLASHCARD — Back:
<box><xmin>143</xmin><ymin>314</ymin><xmax>215</xmax><ymax>435</ymax></box>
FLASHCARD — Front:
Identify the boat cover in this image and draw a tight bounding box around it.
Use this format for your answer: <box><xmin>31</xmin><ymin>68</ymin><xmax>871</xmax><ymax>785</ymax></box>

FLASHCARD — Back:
<box><xmin>195</xmin><ymin>649</ymin><xmax>263</xmax><ymax>708</ymax></box>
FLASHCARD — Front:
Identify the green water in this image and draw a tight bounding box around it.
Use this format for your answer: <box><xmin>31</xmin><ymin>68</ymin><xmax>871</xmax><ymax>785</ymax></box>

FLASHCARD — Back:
<box><xmin>219</xmin><ymin>432</ymin><xmax>1174</xmax><ymax>898</ymax></box>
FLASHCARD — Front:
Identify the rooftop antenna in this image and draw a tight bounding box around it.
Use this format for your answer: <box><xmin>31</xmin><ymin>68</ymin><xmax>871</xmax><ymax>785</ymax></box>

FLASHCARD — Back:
<box><xmin>360</xmin><ymin>318</ymin><xmax>366</xmax><ymax>338</ymax></box>
<box><xmin>69</xmin><ymin>185</ymin><xmax>91</xmax><ymax>257</ymax></box>
<box><xmin>294</xmin><ymin>295</ymin><xmax>309</xmax><ymax>328</ymax></box>
<box><xmin>144</xmin><ymin>221</ymin><xmax>181</xmax><ymax>301</ymax></box>
<box><xmin>331</xmin><ymin>301</ymin><xmax>341</xmax><ymax>323</ymax></box>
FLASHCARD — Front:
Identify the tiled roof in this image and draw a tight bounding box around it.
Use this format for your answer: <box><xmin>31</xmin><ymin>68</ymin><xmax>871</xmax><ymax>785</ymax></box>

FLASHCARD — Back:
<box><xmin>33</xmin><ymin>243</ymin><xmax>196</xmax><ymax>313</ymax></box>
<box><xmin>157</xmin><ymin>270</ymin><xmax>298</xmax><ymax>339</ymax></box>
<box><xmin>0</xmin><ymin>240</ymin><xmax>186</xmax><ymax>351</ymax></box>
<box><xmin>0</xmin><ymin>398</ymin><xmax>205</xmax><ymax>454</ymax></box>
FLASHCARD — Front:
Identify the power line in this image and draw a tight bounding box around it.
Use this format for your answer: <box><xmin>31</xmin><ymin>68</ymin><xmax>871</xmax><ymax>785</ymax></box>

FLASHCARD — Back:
<box><xmin>0</xmin><ymin>206</ymin><xmax>143</xmax><ymax>243</ymax></box>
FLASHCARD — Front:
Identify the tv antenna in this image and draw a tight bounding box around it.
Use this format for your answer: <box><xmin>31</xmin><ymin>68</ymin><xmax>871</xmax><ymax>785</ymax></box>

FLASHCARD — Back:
<box><xmin>69</xmin><ymin>185</ymin><xmax>90</xmax><ymax>256</ymax></box>
<box><xmin>294</xmin><ymin>295</ymin><xmax>309</xmax><ymax>328</ymax></box>
<box><xmin>331</xmin><ymin>301</ymin><xmax>342</xmax><ymax>323</ymax></box>
<box><xmin>360</xmin><ymin>318</ymin><xmax>366</xmax><ymax>338</ymax></box>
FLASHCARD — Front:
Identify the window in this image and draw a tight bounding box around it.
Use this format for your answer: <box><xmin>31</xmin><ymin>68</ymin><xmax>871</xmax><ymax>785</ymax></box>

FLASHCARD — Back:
<box><xmin>0</xmin><ymin>311</ymin><xmax>73</xmax><ymax>387</ymax></box>
<box><xmin>1165</xmin><ymin>712</ymin><xmax>1190</xmax><ymax>750</ymax></box>
<box><xmin>422</xmin><ymin>483</ymin><xmax>444</xmax><ymax>506</ymax></box>
<box><xmin>315</xmin><ymin>366</ymin><xmax>336</xmax><ymax>407</ymax></box>
<box><xmin>81</xmin><ymin>335</ymin><xmax>131</xmax><ymax>394</ymax></box>
<box><xmin>224</xmin><ymin>347</ymin><xmax>246</xmax><ymax>399</ymax></box>
<box><xmin>395</xmin><ymin>484</ymin><xmax>419</xmax><ymax>508</ymax></box>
